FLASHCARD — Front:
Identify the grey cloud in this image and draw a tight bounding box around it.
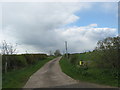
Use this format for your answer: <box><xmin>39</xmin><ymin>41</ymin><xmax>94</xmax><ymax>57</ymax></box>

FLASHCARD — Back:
<box><xmin>1</xmin><ymin>2</ymin><xmax>117</xmax><ymax>54</ymax></box>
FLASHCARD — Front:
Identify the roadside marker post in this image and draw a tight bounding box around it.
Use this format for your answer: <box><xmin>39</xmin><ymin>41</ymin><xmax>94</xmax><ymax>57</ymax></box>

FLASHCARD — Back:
<box><xmin>79</xmin><ymin>61</ymin><xmax>83</xmax><ymax>66</ymax></box>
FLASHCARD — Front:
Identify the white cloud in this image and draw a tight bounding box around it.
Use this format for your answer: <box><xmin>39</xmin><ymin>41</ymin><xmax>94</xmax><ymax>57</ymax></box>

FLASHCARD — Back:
<box><xmin>55</xmin><ymin>24</ymin><xmax>117</xmax><ymax>53</ymax></box>
<box><xmin>89</xmin><ymin>24</ymin><xmax>97</xmax><ymax>27</ymax></box>
<box><xmin>1</xmin><ymin>2</ymin><xmax>92</xmax><ymax>53</ymax></box>
<box><xmin>0</xmin><ymin>2</ymin><xmax>117</xmax><ymax>54</ymax></box>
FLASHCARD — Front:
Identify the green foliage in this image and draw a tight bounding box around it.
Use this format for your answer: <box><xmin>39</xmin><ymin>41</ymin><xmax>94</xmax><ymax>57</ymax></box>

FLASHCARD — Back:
<box><xmin>69</xmin><ymin>54</ymin><xmax>79</xmax><ymax>65</ymax></box>
<box><xmin>16</xmin><ymin>55</ymin><xmax>28</xmax><ymax>67</ymax></box>
<box><xmin>10</xmin><ymin>55</ymin><xmax>28</xmax><ymax>68</ymax></box>
<box><xmin>60</xmin><ymin>36</ymin><xmax>120</xmax><ymax>87</ymax></box>
<box><xmin>2</xmin><ymin>56</ymin><xmax>54</xmax><ymax>88</ymax></box>
<box><xmin>22</xmin><ymin>54</ymin><xmax>36</xmax><ymax>64</ymax></box>
<box><xmin>67</xmin><ymin>36</ymin><xmax>120</xmax><ymax>82</ymax></box>
<box><xmin>2</xmin><ymin>55</ymin><xmax>28</xmax><ymax>72</ymax></box>
<box><xmin>78</xmin><ymin>52</ymin><xmax>91</xmax><ymax>61</ymax></box>
<box><xmin>60</xmin><ymin>57</ymin><xmax>118</xmax><ymax>87</ymax></box>
<box><xmin>2</xmin><ymin>54</ymin><xmax>48</xmax><ymax>73</ymax></box>
<box><xmin>94</xmin><ymin>36</ymin><xmax>120</xmax><ymax>69</ymax></box>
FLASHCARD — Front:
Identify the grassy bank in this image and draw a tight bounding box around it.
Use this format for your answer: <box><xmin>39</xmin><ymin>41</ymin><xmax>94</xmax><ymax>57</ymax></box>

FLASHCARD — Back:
<box><xmin>2</xmin><ymin>56</ymin><xmax>55</xmax><ymax>88</ymax></box>
<box><xmin>59</xmin><ymin>57</ymin><xmax>118</xmax><ymax>87</ymax></box>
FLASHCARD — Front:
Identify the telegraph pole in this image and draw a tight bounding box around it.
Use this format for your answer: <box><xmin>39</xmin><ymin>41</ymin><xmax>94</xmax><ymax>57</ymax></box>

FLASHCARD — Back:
<box><xmin>65</xmin><ymin>41</ymin><xmax>68</xmax><ymax>59</ymax></box>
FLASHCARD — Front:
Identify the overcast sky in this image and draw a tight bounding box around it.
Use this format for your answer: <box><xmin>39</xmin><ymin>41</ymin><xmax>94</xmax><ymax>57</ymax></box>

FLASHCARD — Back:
<box><xmin>0</xmin><ymin>2</ymin><xmax>118</xmax><ymax>54</ymax></box>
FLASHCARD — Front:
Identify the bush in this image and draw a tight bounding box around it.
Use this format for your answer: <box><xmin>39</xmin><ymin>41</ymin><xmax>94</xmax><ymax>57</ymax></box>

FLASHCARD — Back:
<box><xmin>22</xmin><ymin>54</ymin><xmax>47</xmax><ymax>64</ymax></box>
<box><xmin>33</xmin><ymin>54</ymin><xmax>47</xmax><ymax>60</ymax></box>
<box><xmin>22</xmin><ymin>54</ymin><xmax>36</xmax><ymax>64</ymax></box>
<box><xmin>2</xmin><ymin>55</ymin><xmax>27</xmax><ymax>72</ymax></box>
<box><xmin>69</xmin><ymin>54</ymin><xmax>79</xmax><ymax>65</ymax></box>
<box><xmin>2</xmin><ymin>54</ymin><xmax>48</xmax><ymax>73</ymax></box>
<box><xmin>13</xmin><ymin>55</ymin><xmax>28</xmax><ymax>67</ymax></box>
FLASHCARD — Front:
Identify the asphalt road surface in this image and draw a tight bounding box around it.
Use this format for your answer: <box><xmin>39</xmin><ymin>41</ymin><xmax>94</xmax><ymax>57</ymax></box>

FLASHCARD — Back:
<box><xmin>24</xmin><ymin>57</ymin><xmax>115</xmax><ymax>88</ymax></box>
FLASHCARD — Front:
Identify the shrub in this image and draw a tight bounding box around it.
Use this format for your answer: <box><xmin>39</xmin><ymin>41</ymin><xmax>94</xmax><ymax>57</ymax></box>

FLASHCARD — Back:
<box><xmin>22</xmin><ymin>54</ymin><xmax>36</xmax><ymax>64</ymax></box>
<box><xmin>2</xmin><ymin>55</ymin><xmax>28</xmax><ymax>72</ymax></box>
<box><xmin>2</xmin><ymin>54</ymin><xmax>48</xmax><ymax>73</ymax></box>
<box><xmin>69</xmin><ymin>54</ymin><xmax>79</xmax><ymax>65</ymax></box>
<box><xmin>33</xmin><ymin>54</ymin><xmax>47</xmax><ymax>60</ymax></box>
<box><xmin>22</xmin><ymin>54</ymin><xmax>47</xmax><ymax>64</ymax></box>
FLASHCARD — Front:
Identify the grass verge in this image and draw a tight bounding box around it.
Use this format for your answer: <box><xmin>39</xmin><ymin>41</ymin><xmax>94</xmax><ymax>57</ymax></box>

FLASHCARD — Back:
<box><xmin>59</xmin><ymin>57</ymin><xmax>118</xmax><ymax>87</ymax></box>
<box><xmin>2</xmin><ymin>56</ymin><xmax>55</xmax><ymax>88</ymax></box>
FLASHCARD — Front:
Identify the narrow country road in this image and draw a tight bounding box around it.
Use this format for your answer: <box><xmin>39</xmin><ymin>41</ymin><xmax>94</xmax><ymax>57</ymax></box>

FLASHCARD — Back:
<box><xmin>24</xmin><ymin>57</ymin><xmax>115</xmax><ymax>88</ymax></box>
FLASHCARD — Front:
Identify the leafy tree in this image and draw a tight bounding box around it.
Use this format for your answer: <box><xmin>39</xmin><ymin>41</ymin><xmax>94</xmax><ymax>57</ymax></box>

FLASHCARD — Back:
<box><xmin>94</xmin><ymin>36</ymin><xmax>120</xmax><ymax>69</ymax></box>
<box><xmin>54</xmin><ymin>49</ymin><xmax>61</xmax><ymax>56</ymax></box>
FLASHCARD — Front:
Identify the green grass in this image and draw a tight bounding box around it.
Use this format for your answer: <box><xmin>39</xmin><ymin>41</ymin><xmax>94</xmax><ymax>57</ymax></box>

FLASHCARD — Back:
<box><xmin>71</xmin><ymin>52</ymin><xmax>92</xmax><ymax>61</ymax></box>
<box><xmin>78</xmin><ymin>53</ymin><xmax>90</xmax><ymax>61</ymax></box>
<box><xmin>59</xmin><ymin>57</ymin><xmax>118</xmax><ymax>87</ymax></box>
<box><xmin>2</xmin><ymin>56</ymin><xmax>55</xmax><ymax>88</ymax></box>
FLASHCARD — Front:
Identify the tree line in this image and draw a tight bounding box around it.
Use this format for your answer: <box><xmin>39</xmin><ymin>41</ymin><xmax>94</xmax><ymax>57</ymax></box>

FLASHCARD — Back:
<box><xmin>1</xmin><ymin>40</ymin><xmax>62</xmax><ymax>73</ymax></box>
<box><xmin>1</xmin><ymin>40</ymin><xmax>48</xmax><ymax>73</ymax></box>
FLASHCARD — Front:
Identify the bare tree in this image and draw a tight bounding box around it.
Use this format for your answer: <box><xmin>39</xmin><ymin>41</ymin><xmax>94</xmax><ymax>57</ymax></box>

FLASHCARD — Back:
<box><xmin>1</xmin><ymin>40</ymin><xmax>17</xmax><ymax>73</ymax></box>
<box><xmin>1</xmin><ymin>40</ymin><xmax>17</xmax><ymax>55</ymax></box>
